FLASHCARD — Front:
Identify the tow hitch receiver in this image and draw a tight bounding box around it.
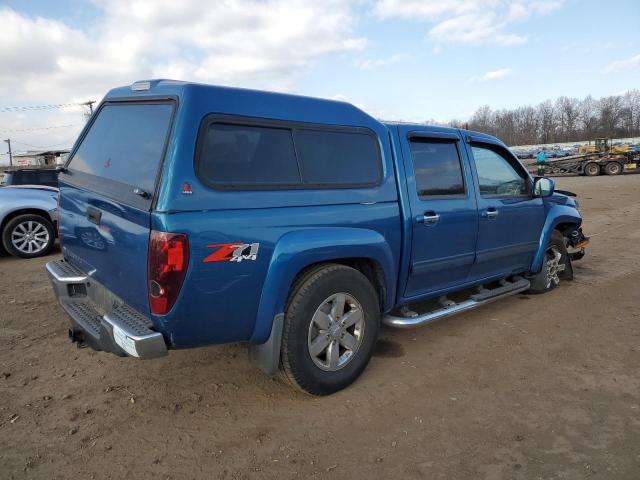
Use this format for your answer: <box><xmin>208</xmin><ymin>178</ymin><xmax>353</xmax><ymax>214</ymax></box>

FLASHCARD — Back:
<box><xmin>68</xmin><ymin>328</ymin><xmax>86</xmax><ymax>347</ymax></box>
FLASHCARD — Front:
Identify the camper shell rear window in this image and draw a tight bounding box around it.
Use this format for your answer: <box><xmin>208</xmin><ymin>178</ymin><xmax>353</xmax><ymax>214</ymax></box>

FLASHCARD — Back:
<box><xmin>63</xmin><ymin>100</ymin><xmax>175</xmax><ymax>209</ymax></box>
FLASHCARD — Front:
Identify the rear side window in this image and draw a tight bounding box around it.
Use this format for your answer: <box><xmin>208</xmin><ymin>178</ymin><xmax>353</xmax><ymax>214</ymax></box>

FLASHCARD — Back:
<box><xmin>199</xmin><ymin>124</ymin><xmax>300</xmax><ymax>186</ymax></box>
<box><xmin>196</xmin><ymin>119</ymin><xmax>381</xmax><ymax>189</ymax></box>
<box><xmin>409</xmin><ymin>139</ymin><xmax>465</xmax><ymax>197</ymax></box>
<box><xmin>295</xmin><ymin>130</ymin><xmax>380</xmax><ymax>185</ymax></box>
<box><xmin>68</xmin><ymin>103</ymin><xmax>173</xmax><ymax>193</ymax></box>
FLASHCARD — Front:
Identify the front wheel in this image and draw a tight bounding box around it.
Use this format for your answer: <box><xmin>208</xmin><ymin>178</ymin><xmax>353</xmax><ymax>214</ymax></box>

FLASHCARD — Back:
<box><xmin>2</xmin><ymin>214</ymin><xmax>55</xmax><ymax>259</ymax></box>
<box><xmin>280</xmin><ymin>264</ymin><xmax>380</xmax><ymax>395</ymax></box>
<box><xmin>527</xmin><ymin>231</ymin><xmax>572</xmax><ymax>294</ymax></box>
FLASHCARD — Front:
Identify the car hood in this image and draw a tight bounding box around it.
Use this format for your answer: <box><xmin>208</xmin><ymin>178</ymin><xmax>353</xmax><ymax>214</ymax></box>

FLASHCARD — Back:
<box><xmin>546</xmin><ymin>191</ymin><xmax>578</xmax><ymax>209</ymax></box>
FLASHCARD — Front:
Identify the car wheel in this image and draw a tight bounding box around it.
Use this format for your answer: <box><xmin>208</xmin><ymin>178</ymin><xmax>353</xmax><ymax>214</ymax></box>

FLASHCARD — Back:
<box><xmin>280</xmin><ymin>264</ymin><xmax>380</xmax><ymax>395</ymax></box>
<box><xmin>604</xmin><ymin>162</ymin><xmax>622</xmax><ymax>175</ymax></box>
<box><xmin>584</xmin><ymin>162</ymin><xmax>600</xmax><ymax>176</ymax></box>
<box><xmin>527</xmin><ymin>231</ymin><xmax>572</xmax><ymax>294</ymax></box>
<box><xmin>2</xmin><ymin>214</ymin><xmax>55</xmax><ymax>259</ymax></box>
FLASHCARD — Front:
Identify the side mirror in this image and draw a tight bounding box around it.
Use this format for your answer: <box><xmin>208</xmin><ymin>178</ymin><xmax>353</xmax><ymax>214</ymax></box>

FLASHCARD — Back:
<box><xmin>534</xmin><ymin>177</ymin><xmax>554</xmax><ymax>197</ymax></box>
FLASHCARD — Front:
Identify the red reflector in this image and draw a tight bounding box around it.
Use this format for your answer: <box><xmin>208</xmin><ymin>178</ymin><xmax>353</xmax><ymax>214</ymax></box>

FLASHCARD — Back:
<box><xmin>148</xmin><ymin>230</ymin><xmax>189</xmax><ymax>315</ymax></box>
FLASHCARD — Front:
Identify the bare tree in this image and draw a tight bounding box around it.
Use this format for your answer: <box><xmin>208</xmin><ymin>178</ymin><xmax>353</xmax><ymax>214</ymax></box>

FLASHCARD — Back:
<box><xmin>623</xmin><ymin>90</ymin><xmax>640</xmax><ymax>137</ymax></box>
<box><xmin>598</xmin><ymin>96</ymin><xmax>623</xmax><ymax>137</ymax></box>
<box><xmin>537</xmin><ymin>100</ymin><xmax>555</xmax><ymax>144</ymax></box>
<box><xmin>468</xmin><ymin>105</ymin><xmax>495</xmax><ymax>136</ymax></box>
<box><xmin>457</xmin><ymin>90</ymin><xmax>640</xmax><ymax>145</ymax></box>
<box><xmin>555</xmin><ymin>97</ymin><xmax>580</xmax><ymax>142</ymax></box>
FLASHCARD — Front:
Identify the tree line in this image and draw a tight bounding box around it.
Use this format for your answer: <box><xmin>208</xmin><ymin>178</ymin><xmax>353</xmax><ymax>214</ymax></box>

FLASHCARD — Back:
<box><xmin>446</xmin><ymin>90</ymin><xmax>640</xmax><ymax>146</ymax></box>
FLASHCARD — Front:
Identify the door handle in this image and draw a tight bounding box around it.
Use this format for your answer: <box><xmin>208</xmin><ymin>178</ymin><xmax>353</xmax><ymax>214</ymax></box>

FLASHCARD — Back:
<box><xmin>86</xmin><ymin>206</ymin><xmax>102</xmax><ymax>225</ymax></box>
<box><xmin>421</xmin><ymin>212</ymin><xmax>440</xmax><ymax>225</ymax></box>
<box><xmin>483</xmin><ymin>208</ymin><xmax>499</xmax><ymax>219</ymax></box>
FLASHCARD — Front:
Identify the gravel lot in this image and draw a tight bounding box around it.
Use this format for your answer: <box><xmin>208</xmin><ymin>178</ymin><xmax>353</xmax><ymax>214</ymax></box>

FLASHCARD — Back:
<box><xmin>1</xmin><ymin>174</ymin><xmax>639</xmax><ymax>479</ymax></box>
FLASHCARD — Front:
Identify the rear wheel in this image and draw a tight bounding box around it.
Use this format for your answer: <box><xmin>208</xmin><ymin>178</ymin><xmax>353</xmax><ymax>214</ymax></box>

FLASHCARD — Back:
<box><xmin>280</xmin><ymin>264</ymin><xmax>380</xmax><ymax>395</ymax></box>
<box><xmin>527</xmin><ymin>231</ymin><xmax>572</xmax><ymax>294</ymax></box>
<box><xmin>604</xmin><ymin>162</ymin><xmax>622</xmax><ymax>175</ymax></box>
<box><xmin>2</xmin><ymin>214</ymin><xmax>55</xmax><ymax>259</ymax></box>
<box><xmin>583</xmin><ymin>162</ymin><xmax>600</xmax><ymax>176</ymax></box>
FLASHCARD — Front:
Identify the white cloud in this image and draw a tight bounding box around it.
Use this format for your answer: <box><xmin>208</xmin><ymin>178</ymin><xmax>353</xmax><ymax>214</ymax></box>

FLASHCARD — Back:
<box><xmin>374</xmin><ymin>0</ymin><xmax>563</xmax><ymax>46</ymax></box>
<box><xmin>482</xmin><ymin>68</ymin><xmax>514</xmax><ymax>81</ymax></box>
<box><xmin>604</xmin><ymin>53</ymin><xmax>640</xmax><ymax>73</ymax></box>
<box><xmin>0</xmin><ymin>1</ymin><xmax>366</xmax><ymax>102</ymax></box>
<box><xmin>469</xmin><ymin>68</ymin><xmax>514</xmax><ymax>82</ymax></box>
<box><xmin>0</xmin><ymin>1</ymin><xmax>366</xmax><ymax>160</ymax></box>
<box><xmin>355</xmin><ymin>53</ymin><xmax>410</xmax><ymax>70</ymax></box>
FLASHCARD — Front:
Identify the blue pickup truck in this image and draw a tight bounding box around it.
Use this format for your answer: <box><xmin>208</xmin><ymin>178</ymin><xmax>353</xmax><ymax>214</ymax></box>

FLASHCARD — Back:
<box><xmin>46</xmin><ymin>80</ymin><xmax>588</xmax><ymax>395</ymax></box>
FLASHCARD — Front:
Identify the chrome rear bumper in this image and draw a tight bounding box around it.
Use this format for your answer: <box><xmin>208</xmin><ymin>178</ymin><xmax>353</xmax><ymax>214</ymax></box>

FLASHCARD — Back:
<box><xmin>46</xmin><ymin>259</ymin><xmax>167</xmax><ymax>359</ymax></box>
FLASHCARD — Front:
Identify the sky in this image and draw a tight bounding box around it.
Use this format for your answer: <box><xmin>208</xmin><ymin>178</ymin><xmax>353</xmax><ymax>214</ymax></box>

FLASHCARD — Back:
<box><xmin>1</xmin><ymin>0</ymin><xmax>639</xmax><ymax>164</ymax></box>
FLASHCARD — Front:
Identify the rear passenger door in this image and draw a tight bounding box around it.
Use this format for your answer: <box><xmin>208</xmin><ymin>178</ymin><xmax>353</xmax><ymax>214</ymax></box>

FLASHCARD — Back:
<box><xmin>398</xmin><ymin>128</ymin><xmax>478</xmax><ymax>298</ymax></box>
<box><xmin>464</xmin><ymin>139</ymin><xmax>545</xmax><ymax>280</ymax></box>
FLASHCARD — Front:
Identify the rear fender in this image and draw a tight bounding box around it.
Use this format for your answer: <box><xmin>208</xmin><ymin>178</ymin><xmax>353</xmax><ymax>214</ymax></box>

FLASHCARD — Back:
<box><xmin>250</xmin><ymin>227</ymin><xmax>396</xmax><ymax>344</ymax></box>
<box><xmin>531</xmin><ymin>205</ymin><xmax>582</xmax><ymax>272</ymax></box>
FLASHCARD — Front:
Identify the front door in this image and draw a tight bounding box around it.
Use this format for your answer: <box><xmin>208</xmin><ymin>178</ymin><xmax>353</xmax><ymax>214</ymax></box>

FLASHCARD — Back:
<box><xmin>465</xmin><ymin>139</ymin><xmax>546</xmax><ymax>280</ymax></box>
<box><xmin>398</xmin><ymin>128</ymin><xmax>479</xmax><ymax>298</ymax></box>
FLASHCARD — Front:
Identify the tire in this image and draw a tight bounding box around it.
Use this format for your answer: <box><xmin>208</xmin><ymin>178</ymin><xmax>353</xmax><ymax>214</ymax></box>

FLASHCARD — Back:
<box><xmin>2</xmin><ymin>214</ymin><xmax>55</xmax><ymax>259</ymax></box>
<box><xmin>526</xmin><ymin>231</ymin><xmax>572</xmax><ymax>294</ymax></box>
<box><xmin>604</xmin><ymin>162</ymin><xmax>622</xmax><ymax>176</ymax></box>
<box><xmin>583</xmin><ymin>162</ymin><xmax>600</xmax><ymax>176</ymax></box>
<box><xmin>280</xmin><ymin>264</ymin><xmax>380</xmax><ymax>395</ymax></box>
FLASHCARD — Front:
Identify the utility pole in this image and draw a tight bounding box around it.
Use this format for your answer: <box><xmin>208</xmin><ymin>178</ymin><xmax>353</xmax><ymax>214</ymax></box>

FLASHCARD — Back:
<box><xmin>4</xmin><ymin>138</ymin><xmax>12</xmax><ymax>167</ymax></box>
<box><xmin>81</xmin><ymin>100</ymin><xmax>96</xmax><ymax>122</ymax></box>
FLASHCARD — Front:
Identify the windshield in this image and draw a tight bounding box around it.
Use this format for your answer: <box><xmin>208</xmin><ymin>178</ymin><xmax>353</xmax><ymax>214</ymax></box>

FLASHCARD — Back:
<box><xmin>68</xmin><ymin>102</ymin><xmax>173</xmax><ymax>194</ymax></box>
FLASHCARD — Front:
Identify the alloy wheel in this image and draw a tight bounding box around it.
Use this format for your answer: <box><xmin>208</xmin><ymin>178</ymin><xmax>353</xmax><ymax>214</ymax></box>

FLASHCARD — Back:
<box><xmin>545</xmin><ymin>245</ymin><xmax>565</xmax><ymax>288</ymax></box>
<box><xmin>11</xmin><ymin>220</ymin><xmax>50</xmax><ymax>255</ymax></box>
<box><xmin>307</xmin><ymin>293</ymin><xmax>365</xmax><ymax>371</ymax></box>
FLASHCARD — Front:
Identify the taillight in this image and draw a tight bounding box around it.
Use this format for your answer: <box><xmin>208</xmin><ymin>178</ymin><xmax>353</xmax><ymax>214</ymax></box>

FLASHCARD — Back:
<box><xmin>148</xmin><ymin>230</ymin><xmax>189</xmax><ymax>315</ymax></box>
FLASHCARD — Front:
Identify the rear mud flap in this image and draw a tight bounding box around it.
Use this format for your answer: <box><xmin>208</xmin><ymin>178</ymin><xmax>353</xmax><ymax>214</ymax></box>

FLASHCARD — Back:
<box><xmin>248</xmin><ymin>313</ymin><xmax>284</xmax><ymax>375</ymax></box>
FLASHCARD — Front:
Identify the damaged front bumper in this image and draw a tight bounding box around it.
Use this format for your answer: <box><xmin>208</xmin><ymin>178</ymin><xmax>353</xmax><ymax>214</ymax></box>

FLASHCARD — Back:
<box><xmin>566</xmin><ymin>227</ymin><xmax>589</xmax><ymax>260</ymax></box>
<box><xmin>45</xmin><ymin>259</ymin><xmax>167</xmax><ymax>359</ymax></box>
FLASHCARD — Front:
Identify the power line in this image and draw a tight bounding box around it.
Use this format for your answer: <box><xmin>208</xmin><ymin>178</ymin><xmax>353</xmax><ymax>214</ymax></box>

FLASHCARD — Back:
<box><xmin>0</xmin><ymin>101</ymin><xmax>95</xmax><ymax>113</ymax></box>
<box><xmin>0</xmin><ymin>102</ymin><xmax>84</xmax><ymax>113</ymax></box>
<box><xmin>0</xmin><ymin>123</ymin><xmax>83</xmax><ymax>134</ymax></box>
<box><xmin>11</xmin><ymin>137</ymin><xmax>77</xmax><ymax>150</ymax></box>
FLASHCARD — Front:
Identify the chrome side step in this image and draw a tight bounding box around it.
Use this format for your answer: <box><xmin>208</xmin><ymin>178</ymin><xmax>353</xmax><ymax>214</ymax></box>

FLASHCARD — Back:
<box><xmin>383</xmin><ymin>277</ymin><xmax>530</xmax><ymax>329</ymax></box>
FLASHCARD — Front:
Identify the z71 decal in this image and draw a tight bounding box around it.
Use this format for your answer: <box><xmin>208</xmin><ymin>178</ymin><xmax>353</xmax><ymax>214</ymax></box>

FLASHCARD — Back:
<box><xmin>203</xmin><ymin>242</ymin><xmax>260</xmax><ymax>263</ymax></box>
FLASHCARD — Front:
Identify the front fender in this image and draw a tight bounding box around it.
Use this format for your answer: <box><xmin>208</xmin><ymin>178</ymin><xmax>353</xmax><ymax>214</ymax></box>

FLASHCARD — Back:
<box><xmin>531</xmin><ymin>204</ymin><xmax>582</xmax><ymax>272</ymax></box>
<box><xmin>250</xmin><ymin>227</ymin><xmax>397</xmax><ymax>344</ymax></box>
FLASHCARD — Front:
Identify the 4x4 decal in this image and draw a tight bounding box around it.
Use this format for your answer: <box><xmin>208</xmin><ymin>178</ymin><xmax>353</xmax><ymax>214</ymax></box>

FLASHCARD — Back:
<box><xmin>203</xmin><ymin>242</ymin><xmax>260</xmax><ymax>263</ymax></box>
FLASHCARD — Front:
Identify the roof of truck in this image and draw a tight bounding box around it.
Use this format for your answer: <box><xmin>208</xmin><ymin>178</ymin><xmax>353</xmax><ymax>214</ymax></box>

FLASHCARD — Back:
<box><xmin>381</xmin><ymin>120</ymin><xmax>460</xmax><ymax>133</ymax></box>
<box><xmin>104</xmin><ymin>79</ymin><xmax>385</xmax><ymax>132</ymax></box>
<box><xmin>382</xmin><ymin>121</ymin><xmax>497</xmax><ymax>138</ymax></box>
<box><xmin>103</xmin><ymin>80</ymin><xmax>505</xmax><ymax>147</ymax></box>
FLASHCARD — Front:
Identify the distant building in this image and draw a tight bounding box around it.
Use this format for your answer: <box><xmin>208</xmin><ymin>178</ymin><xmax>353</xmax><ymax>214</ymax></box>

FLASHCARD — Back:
<box><xmin>12</xmin><ymin>150</ymin><xmax>70</xmax><ymax>167</ymax></box>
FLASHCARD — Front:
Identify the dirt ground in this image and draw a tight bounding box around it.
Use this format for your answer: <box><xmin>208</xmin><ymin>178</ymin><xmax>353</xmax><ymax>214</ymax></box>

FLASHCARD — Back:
<box><xmin>1</xmin><ymin>174</ymin><xmax>639</xmax><ymax>479</ymax></box>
